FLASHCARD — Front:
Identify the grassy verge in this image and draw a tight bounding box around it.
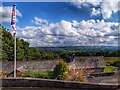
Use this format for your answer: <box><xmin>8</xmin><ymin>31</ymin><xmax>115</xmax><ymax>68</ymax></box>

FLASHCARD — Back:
<box><xmin>22</xmin><ymin>70</ymin><xmax>51</xmax><ymax>79</ymax></box>
<box><xmin>103</xmin><ymin>66</ymin><xmax>117</xmax><ymax>73</ymax></box>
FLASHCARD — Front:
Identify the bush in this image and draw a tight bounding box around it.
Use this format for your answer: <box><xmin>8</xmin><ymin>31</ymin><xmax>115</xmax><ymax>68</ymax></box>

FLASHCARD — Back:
<box><xmin>22</xmin><ymin>70</ymin><xmax>51</xmax><ymax>79</ymax></box>
<box><xmin>52</xmin><ymin>60</ymin><xmax>68</xmax><ymax>80</ymax></box>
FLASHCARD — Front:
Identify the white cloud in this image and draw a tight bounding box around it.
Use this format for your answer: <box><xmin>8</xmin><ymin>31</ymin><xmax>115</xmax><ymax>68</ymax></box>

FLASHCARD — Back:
<box><xmin>91</xmin><ymin>8</ymin><xmax>101</xmax><ymax>16</ymax></box>
<box><xmin>16</xmin><ymin>9</ymin><xmax>22</xmax><ymax>17</ymax></box>
<box><xmin>0</xmin><ymin>6</ymin><xmax>22</xmax><ymax>23</ymax></box>
<box><xmin>71</xmin><ymin>0</ymin><xmax>120</xmax><ymax>19</ymax></box>
<box><xmin>71</xmin><ymin>0</ymin><xmax>102</xmax><ymax>8</ymax></box>
<box><xmin>101</xmin><ymin>0</ymin><xmax>118</xmax><ymax>19</ymax></box>
<box><xmin>16</xmin><ymin>17</ymin><xmax>118</xmax><ymax>47</ymax></box>
<box><xmin>32</xmin><ymin>17</ymin><xmax>48</xmax><ymax>25</ymax></box>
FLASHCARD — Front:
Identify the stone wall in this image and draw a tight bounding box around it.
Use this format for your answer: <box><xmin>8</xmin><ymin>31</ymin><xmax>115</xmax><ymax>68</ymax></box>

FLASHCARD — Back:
<box><xmin>2</xmin><ymin>78</ymin><xmax>120</xmax><ymax>90</ymax></box>
<box><xmin>88</xmin><ymin>75</ymin><xmax>120</xmax><ymax>84</ymax></box>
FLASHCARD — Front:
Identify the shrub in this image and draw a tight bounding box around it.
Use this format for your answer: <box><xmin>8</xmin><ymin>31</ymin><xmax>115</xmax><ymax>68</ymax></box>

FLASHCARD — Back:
<box><xmin>52</xmin><ymin>60</ymin><xmax>68</xmax><ymax>80</ymax></box>
<box><xmin>22</xmin><ymin>70</ymin><xmax>51</xmax><ymax>79</ymax></box>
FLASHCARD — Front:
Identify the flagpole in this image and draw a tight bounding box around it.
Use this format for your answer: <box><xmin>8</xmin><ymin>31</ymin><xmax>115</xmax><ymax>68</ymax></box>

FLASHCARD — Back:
<box><xmin>14</xmin><ymin>31</ymin><xmax>16</xmax><ymax>78</ymax></box>
<box><xmin>13</xmin><ymin>4</ymin><xmax>16</xmax><ymax>78</ymax></box>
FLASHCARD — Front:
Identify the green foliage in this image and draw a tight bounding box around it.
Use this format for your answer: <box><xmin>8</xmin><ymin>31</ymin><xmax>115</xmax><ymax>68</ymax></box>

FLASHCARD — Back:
<box><xmin>103</xmin><ymin>66</ymin><xmax>117</xmax><ymax>72</ymax></box>
<box><xmin>52</xmin><ymin>60</ymin><xmax>68</xmax><ymax>80</ymax></box>
<box><xmin>22</xmin><ymin>70</ymin><xmax>51</xmax><ymax>79</ymax></box>
<box><xmin>44</xmin><ymin>46</ymin><xmax>119</xmax><ymax>58</ymax></box>
<box><xmin>2</xmin><ymin>26</ymin><xmax>59</xmax><ymax>61</ymax></box>
<box><xmin>104</xmin><ymin>57</ymin><xmax>119</xmax><ymax>73</ymax></box>
<box><xmin>104</xmin><ymin>57</ymin><xmax>119</xmax><ymax>66</ymax></box>
<box><xmin>59</xmin><ymin>50</ymin><xmax>119</xmax><ymax>59</ymax></box>
<box><xmin>2</xmin><ymin>27</ymin><xmax>14</xmax><ymax>60</ymax></box>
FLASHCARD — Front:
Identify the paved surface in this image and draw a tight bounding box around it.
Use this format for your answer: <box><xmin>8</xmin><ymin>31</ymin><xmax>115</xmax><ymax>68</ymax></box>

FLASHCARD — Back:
<box><xmin>2</xmin><ymin>88</ymin><xmax>80</xmax><ymax>90</ymax></box>
<box><xmin>88</xmin><ymin>75</ymin><xmax>120</xmax><ymax>84</ymax></box>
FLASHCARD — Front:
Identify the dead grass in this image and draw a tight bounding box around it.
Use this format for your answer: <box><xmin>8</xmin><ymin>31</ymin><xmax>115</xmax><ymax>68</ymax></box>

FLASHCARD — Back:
<box><xmin>0</xmin><ymin>71</ymin><xmax>7</xmax><ymax>78</ymax></box>
<box><xmin>68</xmin><ymin>68</ymin><xmax>88</xmax><ymax>82</ymax></box>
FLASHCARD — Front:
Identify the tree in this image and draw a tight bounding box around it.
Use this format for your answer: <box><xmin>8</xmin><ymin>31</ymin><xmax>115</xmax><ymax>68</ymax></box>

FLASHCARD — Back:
<box><xmin>52</xmin><ymin>60</ymin><xmax>68</xmax><ymax>80</ymax></box>
<box><xmin>2</xmin><ymin>28</ymin><xmax>14</xmax><ymax>60</ymax></box>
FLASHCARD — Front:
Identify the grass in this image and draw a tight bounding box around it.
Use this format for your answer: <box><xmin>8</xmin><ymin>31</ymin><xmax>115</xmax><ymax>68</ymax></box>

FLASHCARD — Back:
<box><xmin>104</xmin><ymin>57</ymin><xmax>119</xmax><ymax>66</ymax></box>
<box><xmin>104</xmin><ymin>57</ymin><xmax>119</xmax><ymax>73</ymax></box>
<box><xmin>22</xmin><ymin>70</ymin><xmax>51</xmax><ymax>79</ymax></box>
<box><xmin>103</xmin><ymin>66</ymin><xmax>117</xmax><ymax>73</ymax></box>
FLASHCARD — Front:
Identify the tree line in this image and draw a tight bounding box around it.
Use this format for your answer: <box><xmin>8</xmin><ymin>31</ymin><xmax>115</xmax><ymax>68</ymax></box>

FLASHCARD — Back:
<box><xmin>59</xmin><ymin>50</ymin><xmax>119</xmax><ymax>59</ymax></box>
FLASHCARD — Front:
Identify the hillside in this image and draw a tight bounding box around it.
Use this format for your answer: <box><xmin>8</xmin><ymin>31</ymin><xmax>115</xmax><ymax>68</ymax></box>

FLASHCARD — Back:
<box><xmin>36</xmin><ymin>46</ymin><xmax>119</xmax><ymax>57</ymax></box>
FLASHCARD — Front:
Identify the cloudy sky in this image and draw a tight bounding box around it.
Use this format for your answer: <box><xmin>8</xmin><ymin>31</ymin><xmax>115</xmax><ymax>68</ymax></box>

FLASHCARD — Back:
<box><xmin>1</xmin><ymin>0</ymin><xmax>120</xmax><ymax>47</ymax></box>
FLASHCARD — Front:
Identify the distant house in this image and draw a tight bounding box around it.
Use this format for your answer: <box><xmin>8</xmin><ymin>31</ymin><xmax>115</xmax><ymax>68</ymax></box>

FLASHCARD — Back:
<box><xmin>67</xmin><ymin>56</ymin><xmax>106</xmax><ymax>74</ymax></box>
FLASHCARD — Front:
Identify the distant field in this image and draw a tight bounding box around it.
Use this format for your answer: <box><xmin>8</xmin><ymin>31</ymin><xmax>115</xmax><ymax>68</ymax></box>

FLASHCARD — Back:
<box><xmin>104</xmin><ymin>57</ymin><xmax>119</xmax><ymax>72</ymax></box>
<box><xmin>104</xmin><ymin>57</ymin><xmax>119</xmax><ymax>65</ymax></box>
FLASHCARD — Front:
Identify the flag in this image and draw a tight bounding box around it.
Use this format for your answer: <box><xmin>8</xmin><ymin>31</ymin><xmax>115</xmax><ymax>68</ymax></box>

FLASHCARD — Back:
<box><xmin>11</xmin><ymin>5</ymin><xmax>16</xmax><ymax>34</ymax></box>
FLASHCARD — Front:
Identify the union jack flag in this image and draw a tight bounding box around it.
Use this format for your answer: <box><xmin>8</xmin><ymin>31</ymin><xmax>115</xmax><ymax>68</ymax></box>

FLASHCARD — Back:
<box><xmin>11</xmin><ymin>5</ymin><xmax>16</xmax><ymax>34</ymax></box>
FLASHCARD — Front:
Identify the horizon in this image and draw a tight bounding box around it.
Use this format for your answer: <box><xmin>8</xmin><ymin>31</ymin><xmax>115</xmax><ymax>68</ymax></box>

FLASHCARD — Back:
<box><xmin>34</xmin><ymin>45</ymin><xmax>119</xmax><ymax>48</ymax></box>
<box><xmin>1</xmin><ymin>1</ymin><xmax>119</xmax><ymax>47</ymax></box>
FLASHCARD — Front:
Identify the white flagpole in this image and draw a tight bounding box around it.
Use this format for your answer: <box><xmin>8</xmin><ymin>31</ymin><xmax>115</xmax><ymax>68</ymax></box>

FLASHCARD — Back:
<box><xmin>13</xmin><ymin>4</ymin><xmax>16</xmax><ymax>78</ymax></box>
